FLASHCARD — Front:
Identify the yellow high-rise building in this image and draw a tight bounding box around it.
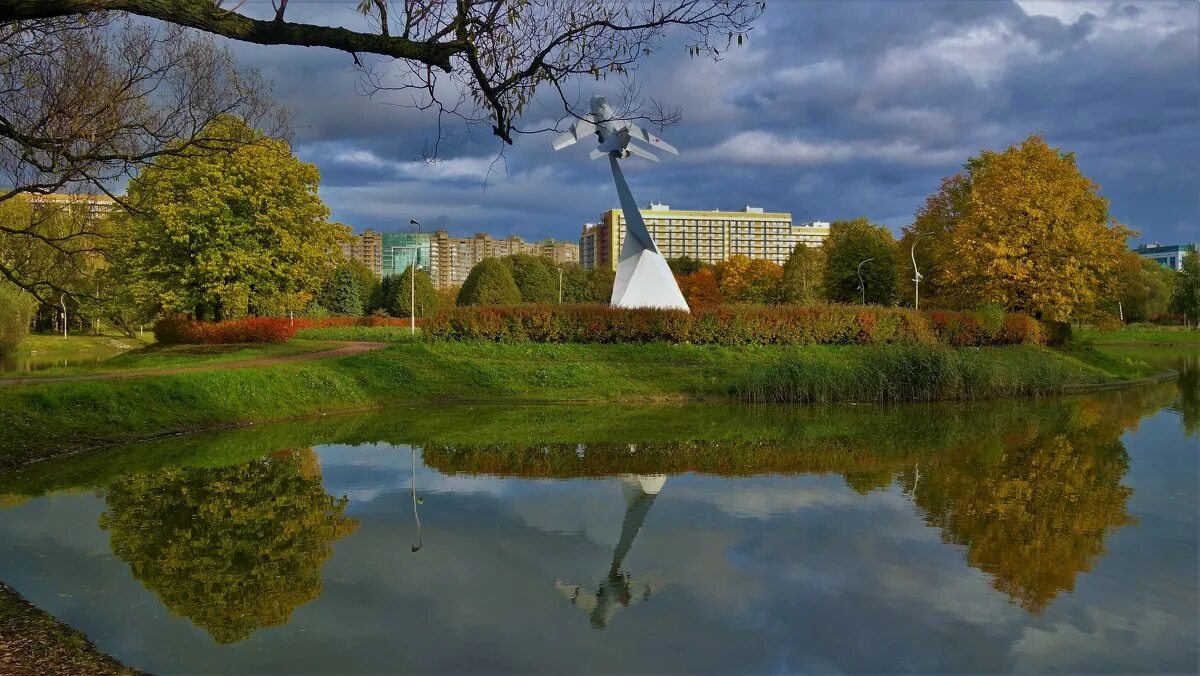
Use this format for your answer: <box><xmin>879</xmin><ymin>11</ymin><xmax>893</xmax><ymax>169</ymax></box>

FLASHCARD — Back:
<box><xmin>578</xmin><ymin>203</ymin><xmax>828</xmax><ymax>270</ymax></box>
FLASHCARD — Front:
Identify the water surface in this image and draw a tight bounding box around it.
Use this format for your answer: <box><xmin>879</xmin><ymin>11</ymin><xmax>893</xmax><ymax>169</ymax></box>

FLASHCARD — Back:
<box><xmin>0</xmin><ymin>353</ymin><xmax>1196</xmax><ymax>673</ymax></box>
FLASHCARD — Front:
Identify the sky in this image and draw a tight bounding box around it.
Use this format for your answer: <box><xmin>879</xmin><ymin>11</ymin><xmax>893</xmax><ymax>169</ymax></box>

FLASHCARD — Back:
<box><xmin>220</xmin><ymin>0</ymin><xmax>1198</xmax><ymax>246</ymax></box>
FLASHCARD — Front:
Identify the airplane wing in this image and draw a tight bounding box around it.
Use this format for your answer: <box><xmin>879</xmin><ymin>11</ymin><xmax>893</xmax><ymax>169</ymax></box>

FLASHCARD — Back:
<box><xmin>551</xmin><ymin>115</ymin><xmax>598</xmax><ymax>151</ymax></box>
<box><xmin>625</xmin><ymin>143</ymin><xmax>660</xmax><ymax>163</ymax></box>
<box><xmin>626</xmin><ymin>123</ymin><xmax>679</xmax><ymax>155</ymax></box>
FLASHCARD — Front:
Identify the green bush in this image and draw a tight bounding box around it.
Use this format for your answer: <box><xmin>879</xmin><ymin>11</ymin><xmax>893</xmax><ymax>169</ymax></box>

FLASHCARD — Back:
<box><xmin>506</xmin><ymin>254</ymin><xmax>558</xmax><ymax>302</ymax></box>
<box><xmin>389</xmin><ymin>266</ymin><xmax>439</xmax><ymax>318</ymax></box>
<box><xmin>457</xmin><ymin>258</ymin><xmax>521</xmax><ymax>306</ymax></box>
<box><xmin>423</xmin><ymin>303</ymin><xmax>1043</xmax><ymax>347</ymax></box>
<box><xmin>0</xmin><ymin>284</ymin><xmax>34</xmax><ymax>355</ymax></box>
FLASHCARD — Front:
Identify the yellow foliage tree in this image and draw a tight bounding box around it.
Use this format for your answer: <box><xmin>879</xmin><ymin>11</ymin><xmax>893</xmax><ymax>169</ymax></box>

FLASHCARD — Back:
<box><xmin>903</xmin><ymin>135</ymin><xmax>1133</xmax><ymax>322</ymax></box>
<box><xmin>714</xmin><ymin>255</ymin><xmax>783</xmax><ymax>304</ymax></box>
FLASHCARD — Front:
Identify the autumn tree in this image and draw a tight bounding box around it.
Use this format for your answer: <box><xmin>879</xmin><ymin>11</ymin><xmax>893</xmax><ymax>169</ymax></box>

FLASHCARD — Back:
<box><xmin>0</xmin><ymin>14</ymin><xmax>281</xmax><ymax>302</ymax></box>
<box><xmin>677</xmin><ymin>268</ymin><xmax>723</xmax><ymax>308</ymax></box>
<box><xmin>1171</xmin><ymin>253</ymin><xmax>1200</xmax><ymax>328</ymax></box>
<box><xmin>99</xmin><ymin>449</ymin><xmax>359</xmax><ymax>644</ymax></box>
<box><xmin>779</xmin><ymin>243</ymin><xmax>825</xmax><ymax>305</ymax></box>
<box><xmin>904</xmin><ymin>135</ymin><xmax>1132</xmax><ymax>322</ymax></box>
<box><xmin>822</xmin><ymin>218</ymin><xmax>898</xmax><ymax>305</ymax></box>
<box><xmin>457</xmin><ymin>257</ymin><xmax>521</xmax><ymax>306</ymax></box>
<box><xmin>112</xmin><ymin>116</ymin><xmax>347</xmax><ymax>321</ymax></box>
<box><xmin>713</xmin><ymin>255</ymin><xmax>781</xmax><ymax>304</ymax></box>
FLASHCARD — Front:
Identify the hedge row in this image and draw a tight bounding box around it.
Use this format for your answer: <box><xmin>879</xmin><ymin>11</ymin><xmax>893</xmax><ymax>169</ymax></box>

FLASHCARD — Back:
<box><xmin>154</xmin><ymin>317</ymin><xmax>298</xmax><ymax>344</ymax></box>
<box><xmin>154</xmin><ymin>315</ymin><xmax>418</xmax><ymax>344</ymax></box>
<box><xmin>422</xmin><ymin>304</ymin><xmax>1045</xmax><ymax>347</ymax></box>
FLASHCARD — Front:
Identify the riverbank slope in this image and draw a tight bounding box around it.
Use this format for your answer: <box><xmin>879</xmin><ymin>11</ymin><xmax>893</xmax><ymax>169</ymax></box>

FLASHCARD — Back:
<box><xmin>0</xmin><ymin>340</ymin><xmax>1153</xmax><ymax>469</ymax></box>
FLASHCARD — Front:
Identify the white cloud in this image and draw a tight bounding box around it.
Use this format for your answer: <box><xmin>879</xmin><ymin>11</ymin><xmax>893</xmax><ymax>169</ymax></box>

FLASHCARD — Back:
<box><xmin>691</xmin><ymin>131</ymin><xmax>964</xmax><ymax>168</ymax></box>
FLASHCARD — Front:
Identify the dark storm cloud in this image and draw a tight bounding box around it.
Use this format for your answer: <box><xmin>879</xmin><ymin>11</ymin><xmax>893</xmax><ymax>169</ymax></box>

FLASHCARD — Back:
<box><xmin>215</xmin><ymin>1</ymin><xmax>1198</xmax><ymax>243</ymax></box>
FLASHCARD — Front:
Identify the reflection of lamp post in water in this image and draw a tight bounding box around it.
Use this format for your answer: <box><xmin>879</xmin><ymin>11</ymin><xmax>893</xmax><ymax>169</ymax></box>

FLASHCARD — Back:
<box><xmin>857</xmin><ymin>257</ymin><xmax>875</xmax><ymax>306</ymax></box>
<box><xmin>410</xmin><ymin>446</ymin><xmax>424</xmax><ymax>552</ymax></box>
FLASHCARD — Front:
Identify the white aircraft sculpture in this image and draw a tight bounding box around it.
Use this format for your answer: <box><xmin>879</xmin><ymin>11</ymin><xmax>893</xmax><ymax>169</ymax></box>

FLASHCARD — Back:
<box><xmin>552</xmin><ymin>97</ymin><xmax>690</xmax><ymax>312</ymax></box>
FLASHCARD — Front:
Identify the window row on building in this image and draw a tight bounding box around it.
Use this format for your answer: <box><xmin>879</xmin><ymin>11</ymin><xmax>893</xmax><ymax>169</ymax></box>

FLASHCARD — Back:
<box><xmin>340</xmin><ymin>229</ymin><xmax>580</xmax><ymax>289</ymax></box>
<box><xmin>1134</xmin><ymin>242</ymin><xmax>1196</xmax><ymax>271</ymax></box>
<box><xmin>578</xmin><ymin>203</ymin><xmax>830</xmax><ymax>271</ymax></box>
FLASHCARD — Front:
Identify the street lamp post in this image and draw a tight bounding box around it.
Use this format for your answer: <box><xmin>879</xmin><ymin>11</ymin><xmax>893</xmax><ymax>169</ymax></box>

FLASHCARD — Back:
<box><xmin>558</xmin><ymin>267</ymin><xmax>563</xmax><ymax>303</ymax></box>
<box><xmin>857</xmin><ymin>258</ymin><xmax>875</xmax><ymax>306</ymax></box>
<box><xmin>910</xmin><ymin>233</ymin><xmax>932</xmax><ymax>310</ymax></box>
<box><xmin>408</xmin><ymin>219</ymin><xmax>421</xmax><ymax>336</ymax></box>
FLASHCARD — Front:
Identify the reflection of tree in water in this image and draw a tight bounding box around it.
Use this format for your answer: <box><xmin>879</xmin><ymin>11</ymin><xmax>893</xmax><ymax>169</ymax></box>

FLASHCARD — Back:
<box><xmin>555</xmin><ymin>475</ymin><xmax>666</xmax><ymax>629</ymax></box>
<box><xmin>902</xmin><ymin>419</ymin><xmax>1135</xmax><ymax>613</ymax></box>
<box><xmin>1171</xmin><ymin>351</ymin><xmax>1198</xmax><ymax>436</ymax></box>
<box><xmin>99</xmin><ymin>448</ymin><xmax>359</xmax><ymax>644</ymax></box>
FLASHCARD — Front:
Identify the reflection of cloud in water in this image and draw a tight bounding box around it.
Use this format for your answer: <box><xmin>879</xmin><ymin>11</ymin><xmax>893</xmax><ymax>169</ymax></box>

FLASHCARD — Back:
<box><xmin>1011</xmin><ymin>607</ymin><xmax>1185</xmax><ymax>673</ymax></box>
<box><xmin>669</xmin><ymin>478</ymin><xmax>907</xmax><ymax>520</ymax></box>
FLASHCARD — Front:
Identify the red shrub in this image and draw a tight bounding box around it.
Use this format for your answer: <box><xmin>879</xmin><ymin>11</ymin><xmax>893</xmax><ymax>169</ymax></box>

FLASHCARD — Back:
<box><xmin>154</xmin><ymin>317</ymin><xmax>298</xmax><ymax>344</ymax></box>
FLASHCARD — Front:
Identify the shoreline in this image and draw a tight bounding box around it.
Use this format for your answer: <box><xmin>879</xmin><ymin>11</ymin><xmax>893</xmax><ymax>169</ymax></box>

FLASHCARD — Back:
<box><xmin>0</xmin><ymin>339</ymin><xmax>1175</xmax><ymax>473</ymax></box>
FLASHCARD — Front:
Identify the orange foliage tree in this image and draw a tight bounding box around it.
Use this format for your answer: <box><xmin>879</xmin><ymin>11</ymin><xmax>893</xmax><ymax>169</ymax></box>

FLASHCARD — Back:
<box><xmin>676</xmin><ymin>269</ymin><xmax>723</xmax><ymax>307</ymax></box>
<box><xmin>713</xmin><ymin>255</ymin><xmax>782</xmax><ymax>304</ymax></box>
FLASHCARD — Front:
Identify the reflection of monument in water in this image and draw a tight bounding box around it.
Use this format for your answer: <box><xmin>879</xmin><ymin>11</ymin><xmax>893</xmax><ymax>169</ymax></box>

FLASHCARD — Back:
<box><xmin>555</xmin><ymin>474</ymin><xmax>666</xmax><ymax>629</ymax></box>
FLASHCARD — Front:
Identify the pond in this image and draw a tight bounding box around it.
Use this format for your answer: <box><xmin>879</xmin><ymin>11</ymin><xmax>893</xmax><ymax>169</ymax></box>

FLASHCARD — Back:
<box><xmin>0</xmin><ymin>350</ymin><xmax>1196</xmax><ymax>673</ymax></box>
<box><xmin>0</xmin><ymin>342</ymin><xmax>129</xmax><ymax>374</ymax></box>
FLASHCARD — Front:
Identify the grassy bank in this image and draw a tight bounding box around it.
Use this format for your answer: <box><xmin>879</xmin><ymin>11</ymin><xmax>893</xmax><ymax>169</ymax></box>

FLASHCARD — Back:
<box><xmin>0</xmin><ymin>341</ymin><xmax>1144</xmax><ymax>467</ymax></box>
<box><xmin>1078</xmin><ymin>325</ymin><xmax>1200</xmax><ymax>346</ymax></box>
<box><xmin>3</xmin><ymin>339</ymin><xmax>340</xmax><ymax>380</ymax></box>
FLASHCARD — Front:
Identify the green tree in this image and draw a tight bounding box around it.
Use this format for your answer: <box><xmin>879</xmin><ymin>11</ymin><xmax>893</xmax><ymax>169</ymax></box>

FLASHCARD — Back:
<box><xmin>667</xmin><ymin>255</ymin><xmax>709</xmax><ymax>276</ymax></box>
<box><xmin>779</xmin><ymin>243</ymin><xmax>825</xmax><ymax>305</ymax></box>
<box><xmin>343</xmin><ymin>258</ymin><xmax>379</xmax><ymax>313</ymax></box>
<box><xmin>904</xmin><ymin>135</ymin><xmax>1132</xmax><ymax>322</ymax></box>
<box><xmin>559</xmin><ymin>264</ymin><xmax>592</xmax><ymax>303</ymax></box>
<box><xmin>457</xmin><ymin>258</ymin><xmax>521</xmax><ymax>306</ymax></box>
<box><xmin>98</xmin><ymin>449</ymin><xmax>359</xmax><ymax>644</ymax></box>
<box><xmin>318</xmin><ymin>265</ymin><xmax>364</xmax><ymax>316</ymax></box>
<box><xmin>389</xmin><ymin>265</ymin><xmax>439</xmax><ymax>317</ymax></box>
<box><xmin>822</xmin><ymin>218</ymin><xmax>898</xmax><ymax>305</ymax></box>
<box><xmin>1115</xmin><ymin>254</ymin><xmax>1176</xmax><ymax>323</ymax></box>
<box><xmin>0</xmin><ymin>281</ymin><xmax>34</xmax><ymax>355</ymax></box>
<box><xmin>506</xmin><ymin>254</ymin><xmax>558</xmax><ymax>303</ymax></box>
<box><xmin>583</xmin><ymin>267</ymin><xmax>616</xmax><ymax>303</ymax></box>
<box><xmin>113</xmin><ymin>116</ymin><xmax>347</xmax><ymax>321</ymax></box>
<box><xmin>1171</xmin><ymin>253</ymin><xmax>1200</xmax><ymax>328</ymax></box>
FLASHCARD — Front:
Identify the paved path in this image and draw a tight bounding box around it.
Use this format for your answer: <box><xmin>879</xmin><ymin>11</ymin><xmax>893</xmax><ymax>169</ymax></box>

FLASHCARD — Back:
<box><xmin>0</xmin><ymin>341</ymin><xmax>387</xmax><ymax>387</ymax></box>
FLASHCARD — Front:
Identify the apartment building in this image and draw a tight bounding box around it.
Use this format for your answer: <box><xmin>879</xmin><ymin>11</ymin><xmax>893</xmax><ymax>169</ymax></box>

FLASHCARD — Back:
<box><xmin>578</xmin><ymin>203</ymin><xmax>829</xmax><ymax>271</ymax></box>
<box><xmin>342</xmin><ymin>227</ymin><xmax>579</xmax><ymax>289</ymax></box>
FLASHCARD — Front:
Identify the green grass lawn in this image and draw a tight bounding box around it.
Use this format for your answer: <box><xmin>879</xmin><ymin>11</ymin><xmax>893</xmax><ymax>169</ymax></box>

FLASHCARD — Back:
<box><xmin>0</xmin><ymin>340</ymin><xmax>1144</xmax><ymax>467</ymax></box>
<box><xmin>1077</xmin><ymin>325</ymin><xmax>1200</xmax><ymax>346</ymax></box>
<box><xmin>295</xmin><ymin>325</ymin><xmax>422</xmax><ymax>342</ymax></box>
<box><xmin>16</xmin><ymin>332</ymin><xmax>151</xmax><ymax>356</ymax></box>
<box><xmin>4</xmin><ymin>339</ymin><xmax>340</xmax><ymax>379</ymax></box>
